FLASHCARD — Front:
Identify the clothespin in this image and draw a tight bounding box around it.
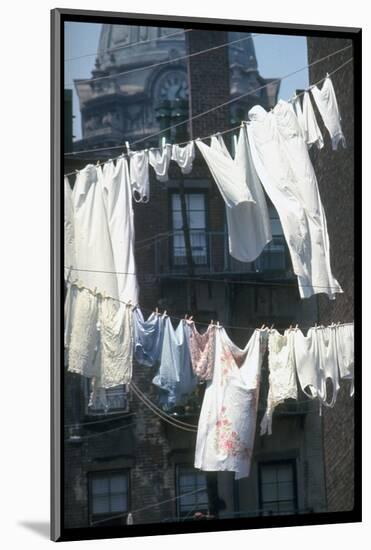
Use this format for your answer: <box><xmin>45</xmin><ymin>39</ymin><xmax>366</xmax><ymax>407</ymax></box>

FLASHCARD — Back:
<box><xmin>155</xmin><ymin>307</ymin><xmax>159</xmax><ymax>315</ymax></box>
<box><xmin>295</xmin><ymin>324</ymin><xmax>298</xmax><ymax>330</ymax></box>
<box><xmin>289</xmin><ymin>324</ymin><xmax>293</xmax><ymax>331</ymax></box>
<box><xmin>315</xmin><ymin>322</ymin><xmax>318</xmax><ymax>328</ymax></box>
<box><xmin>260</xmin><ymin>324</ymin><xmax>265</xmax><ymax>330</ymax></box>
<box><xmin>326</xmin><ymin>72</ymin><xmax>330</xmax><ymax>78</ymax></box>
<box><xmin>164</xmin><ymin>310</ymin><xmax>167</xmax><ymax>317</ymax></box>
<box><xmin>210</xmin><ymin>319</ymin><xmax>214</xmax><ymax>326</ymax></box>
<box><xmin>125</xmin><ymin>141</ymin><xmax>131</xmax><ymax>155</ymax></box>
<box><xmin>216</xmin><ymin>321</ymin><xmax>220</xmax><ymax>327</ymax></box>
<box><xmin>161</xmin><ymin>136</ymin><xmax>166</xmax><ymax>149</ymax></box>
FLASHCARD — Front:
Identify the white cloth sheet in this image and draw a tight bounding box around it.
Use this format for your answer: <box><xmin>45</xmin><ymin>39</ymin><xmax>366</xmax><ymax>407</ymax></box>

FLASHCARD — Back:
<box><xmin>247</xmin><ymin>101</ymin><xmax>343</xmax><ymax>299</ymax></box>
<box><xmin>98</xmin><ymin>158</ymin><xmax>139</xmax><ymax>304</ymax></box>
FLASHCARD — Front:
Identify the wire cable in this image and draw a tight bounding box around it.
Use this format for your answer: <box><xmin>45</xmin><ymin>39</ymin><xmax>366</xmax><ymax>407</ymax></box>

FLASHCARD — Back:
<box><xmin>131</xmin><ymin>381</ymin><xmax>198</xmax><ymax>429</ymax></box>
<box><xmin>65</xmin><ymin>32</ymin><xmax>262</xmax><ymax>87</ymax></box>
<box><xmin>65</xmin><ymin>265</ymin><xmax>345</xmax><ymax>292</ymax></box>
<box><xmin>64</xmin><ymin>278</ymin><xmax>353</xmax><ymax>332</ymax></box>
<box><xmin>130</xmin><ymin>383</ymin><xmax>198</xmax><ymax>432</ymax></box>
<box><xmin>91</xmin><ymin>486</ymin><xmax>206</xmax><ymax>525</ymax></box>
<box><xmin>65</xmin><ymin>28</ymin><xmax>193</xmax><ymax>63</ymax></box>
<box><xmin>64</xmin><ymin>422</ymin><xmax>136</xmax><ymax>442</ymax></box>
<box><xmin>63</xmin><ymin>48</ymin><xmax>353</xmax><ymax>166</ymax></box>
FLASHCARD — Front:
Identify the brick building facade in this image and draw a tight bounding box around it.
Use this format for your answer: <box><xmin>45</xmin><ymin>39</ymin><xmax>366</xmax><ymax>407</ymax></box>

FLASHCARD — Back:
<box><xmin>63</xmin><ymin>26</ymin><xmax>336</xmax><ymax>529</ymax></box>
<box><xmin>307</xmin><ymin>36</ymin><xmax>355</xmax><ymax>513</ymax></box>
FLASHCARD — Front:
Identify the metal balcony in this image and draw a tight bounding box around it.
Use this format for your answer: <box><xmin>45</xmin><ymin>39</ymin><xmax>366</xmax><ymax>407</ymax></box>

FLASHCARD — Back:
<box><xmin>154</xmin><ymin>230</ymin><xmax>293</xmax><ymax>277</ymax></box>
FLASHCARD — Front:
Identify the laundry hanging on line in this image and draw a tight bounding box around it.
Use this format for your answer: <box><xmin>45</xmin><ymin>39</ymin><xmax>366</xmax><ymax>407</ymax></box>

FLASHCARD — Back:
<box><xmin>194</xmin><ymin>327</ymin><xmax>268</xmax><ymax>480</ymax></box>
<box><xmin>152</xmin><ymin>317</ymin><xmax>198</xmax><ymax>411</ymax></box>
<box><xmin>64</xmin><ymin>158</ymin><xmax>138</xmax><ymax>409</ymax></box>
<box><xmin>260</xmin><ymin>329</ymin><xmax>298</xmax><ymax>436</ymax></box>
<box><xmin>310</xmin><ymin>75</ymin><xmax>346</xmax><ymax>150</ymax></box>
<box><xmin>196</xmin><ymin>125</ymin><xmax>272</xmax><ymax>263</ymax></box>
<box><xmin>292</xmin><ymin>91</ymin><xmax>324</xmax><ymax>150</ymax></box>
<box><xmin>246</xmin><ymin>100</ymin><xmax>343</xmax><ymax>300</ymax></box>
<box><xmin>71</xmin><ymin>74</ymin><xmax>345</xmax><ymax>301</ymax></box>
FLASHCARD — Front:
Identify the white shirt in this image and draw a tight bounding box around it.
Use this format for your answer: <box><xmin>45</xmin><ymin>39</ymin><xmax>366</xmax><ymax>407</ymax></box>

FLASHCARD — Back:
<box><xmin>196</xmin><ymin>127</ymin><xmax>272</xmax><ymax>262</ymax></box>
<box><xmin>310</xmin><ymin>76</ymin><xmax>346</xmax><ymax>151</ymax></box>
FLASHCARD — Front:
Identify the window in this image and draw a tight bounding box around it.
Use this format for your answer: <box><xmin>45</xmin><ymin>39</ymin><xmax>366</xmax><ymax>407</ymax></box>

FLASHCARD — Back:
<box><xmin>89</xmin><ymin>470</ymin><xmax>129</xmax><ymax>526</ymax></box>
<box><xmin>259</xmin><ymin>460</ymin><xmax>297</xmax><ymax>516</ymax></box>
<box><xmin>171</xmin><ymin>193</ymin><xmax>207</xmax><ymax>266</ymax></box>
<box><xmin>86</xmin><ymin>380</ymin><xmax>129</xmax><ymax>415</ymax></box>
<box><xmin>256</xmin><ymin>203</ymin><xmax>287</xmax><ymax>272</ymax></box>
<box><xmin>176</xmin><ymin>465</ymin><xmax>209</xmax><ymax>519</ymax></box>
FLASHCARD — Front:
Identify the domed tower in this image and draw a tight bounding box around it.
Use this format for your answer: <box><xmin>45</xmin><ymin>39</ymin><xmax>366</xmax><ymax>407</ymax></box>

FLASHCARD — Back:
<box><xmin>73</xmin><ymin>25</ymin><xmax>280</xmax><ymax>155</ymax></box>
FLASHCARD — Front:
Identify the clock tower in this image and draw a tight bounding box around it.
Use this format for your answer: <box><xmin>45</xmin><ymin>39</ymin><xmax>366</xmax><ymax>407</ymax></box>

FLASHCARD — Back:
<box><xmin>72</xmin><ymin>25</ymin><xmax>279</xmax><ymax>156</ymax></box>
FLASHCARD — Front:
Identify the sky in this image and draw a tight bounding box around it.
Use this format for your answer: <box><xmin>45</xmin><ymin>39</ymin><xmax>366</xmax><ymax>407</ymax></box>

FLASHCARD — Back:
<box><xmin>64</xmin><ymin>22</ymin><xmax>309</xmax><ymax>142</ymax></box>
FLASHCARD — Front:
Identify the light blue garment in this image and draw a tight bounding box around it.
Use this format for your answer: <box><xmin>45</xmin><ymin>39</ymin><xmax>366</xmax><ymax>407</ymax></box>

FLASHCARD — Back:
<box><xmin>133</xmin><ymin>308</ymin><xmax>165</xmax><ymax>367</ymax></box>
<box><xmin>152</xmin><ymin>318</ymin><xmax>197</xmax><ymax>410</ymax></box>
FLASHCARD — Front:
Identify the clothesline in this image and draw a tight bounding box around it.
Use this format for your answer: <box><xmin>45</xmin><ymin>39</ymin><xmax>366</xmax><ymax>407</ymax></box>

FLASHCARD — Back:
<box><xmin>64</xmin><ymin>422</ymin><xmax>135</xmax><ymax>442</ymax></box>
<box><xmin>66</xmin><ymin>32</ymin><xmax>263</xmax><ymax>87</ymax></box>
<box><xmin>63</xmin><ymin>47</ymin><xmax>353</xmax><ymax>171</ymax></box>
<box><xmin>65</xmin><ymin>276</ymin><xmax>352</xmax><ymax>332</ymax></box>
<box><xmin>91</xmin><ymin>486</ymin><xmax>206</xmax><ymax>526</ymax></box>
<box><xmin>65</xmin><ymin>266</ymin><xmax>346</xmax><ymax>292</ymax></box>
<box><xmin>65</xmin><ymin>28</ymin><xmax>193</xmax><ymax>63</ymax></box>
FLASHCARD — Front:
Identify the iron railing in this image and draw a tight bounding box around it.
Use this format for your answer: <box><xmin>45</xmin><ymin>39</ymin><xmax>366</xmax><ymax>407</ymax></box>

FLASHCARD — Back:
<box><xmin>154</xmin><ymin>230</ymin><xmax>292</xmax><ymax>277</ymax></box>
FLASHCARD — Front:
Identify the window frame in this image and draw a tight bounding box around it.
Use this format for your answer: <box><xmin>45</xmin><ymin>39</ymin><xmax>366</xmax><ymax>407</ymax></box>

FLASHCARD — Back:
<box><xmin>169</xmin><ymin>188</ymin><xmax>209</xmax><ymax>270</ymax></box>
<box><xmin>88</xmin><ymin>468</ymin><xmax>131</xmax><ymax>527</ymax></box>
<box><xmin>175</xmin><ymin>464</ymin><xmax>209</xmax><ymax>520</ymax></box>
<box><xmin>258</xmin><ymin>459</ymin><xmax>298</xmax><ymax>517</ymax></box>
<box><xmin>84</xmin><ymin>379</ymin><xmax>130</xmax><ymax>417</ymax></box>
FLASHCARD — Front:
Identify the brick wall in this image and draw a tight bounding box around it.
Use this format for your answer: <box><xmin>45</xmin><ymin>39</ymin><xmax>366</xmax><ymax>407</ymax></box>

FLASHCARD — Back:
<box><xmin>307</xmin><ymin>36</ymin><xmax>355</xmax><ymax>512</ymax></box>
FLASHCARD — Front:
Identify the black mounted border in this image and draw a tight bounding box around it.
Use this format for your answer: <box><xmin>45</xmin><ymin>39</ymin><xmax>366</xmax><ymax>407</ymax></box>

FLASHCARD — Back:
<box><xmin>51</xmin><ymin>7</ymin><xmax>362</xmax><ymax>542</ymax></box>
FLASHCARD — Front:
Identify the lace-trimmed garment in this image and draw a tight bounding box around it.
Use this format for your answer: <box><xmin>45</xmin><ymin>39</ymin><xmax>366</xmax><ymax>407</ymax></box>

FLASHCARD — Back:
<box><xmin>195</xmin><ymin>328</ymin><xmax>268</xmax><ymax>480</ymax></box>
<box><xmin>67</xmin><ymin>286</ymin><xmax>100</xmax><ymax>378</ymax></box>
<box><xmin>336</xmin><ymin>323</ymin><xmax>354</xmax><ymax>396</ymax></box>
<box><xmin>67</xmin><ymin>286</ymin><xmax>134</xmax><ymax>387</ymax></box>
<box><xmin>260</xmin><ymin>330</ymin><xmax>298</xmax><ymax>435</ymax></box>
<box><xmin>187</xmin><ymin>322</ymin><xmax>216</xmax><ymax>381</ymax></box>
